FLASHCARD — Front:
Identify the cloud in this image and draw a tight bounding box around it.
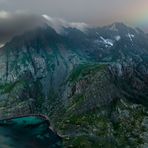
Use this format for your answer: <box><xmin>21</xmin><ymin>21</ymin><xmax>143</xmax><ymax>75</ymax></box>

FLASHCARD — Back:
<box><xmin>0</xmin><ymin>0</ymin><xmax>6</xmax><ymax>3</ymax></box>
<box><xmin>0</xmin><ymin>11</ymin><xmax>45</xmax><ymax>44</ymax></box>
<box><xmin>42</xmin><ymin>14</ymin><xmax>89</xmax><ymax>33</ymax></box>
<box><xmin>0</xmin><ymin>10</ymin><xmax>9</xmax><ymax>18</ymax></box>
<box><xmin>0</xmin><ymin>43</ymin><xmax>4</xmax><ymax>48</ymax></box>
<box><xmin>0</xmin><ymin>11</ymin><xmax>89</xmax><ymax>45</ymax></box>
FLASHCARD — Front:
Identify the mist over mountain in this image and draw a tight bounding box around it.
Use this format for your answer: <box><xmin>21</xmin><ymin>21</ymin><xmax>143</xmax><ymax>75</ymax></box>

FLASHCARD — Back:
<box><xmin>0</xmin><ymin>11</ymin><xmax>147</xmax><ymax>47</ymax></box>
<box><xmin>0</xmin><ymin>21</ymin><xmax>148</xmax><ymax>147</ymax></box>
<box><xmin>0</xmin><ymin>12</ymin><xmax>89</xmax><ymax>46</ymax></box>
<box><xmin>0</xmin><ymin>0</ymin><xmax>148</xmax><ymax>147</ymax></box>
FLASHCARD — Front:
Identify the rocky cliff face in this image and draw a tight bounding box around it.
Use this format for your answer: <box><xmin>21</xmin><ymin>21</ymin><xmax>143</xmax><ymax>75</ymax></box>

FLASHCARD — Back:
<box><xmin>0</xmin><ymin>23</ymin><xmax>148</xmax><ymax>147</ymax></box>
<box><xmin>53</xmin><ymin>63</ymin><xmax>147</xmax><ymax>147</ymax></box>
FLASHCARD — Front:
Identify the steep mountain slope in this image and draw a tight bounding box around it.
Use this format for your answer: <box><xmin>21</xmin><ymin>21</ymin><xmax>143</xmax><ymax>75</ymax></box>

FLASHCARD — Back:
<box><xmin>55</xmin><ymin>63</ymin><xmax>148</xmax><ymax>147</ymax></box>
<box><xmin>0</xmin><ymin>26</ymin><xmax>88</xmax><ymax>118</ymax></box>
<box><xmin>0</xmin><ymin>23</ymin><xmax>148</xmax><ymax>147</ymax></box>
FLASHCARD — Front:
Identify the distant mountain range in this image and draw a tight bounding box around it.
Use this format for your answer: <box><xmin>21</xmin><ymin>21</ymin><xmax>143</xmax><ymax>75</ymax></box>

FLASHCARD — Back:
<box><xmin>0</xmin><ymin>23</ymin><xmax>148</xmax><ymax>147</ymax></box>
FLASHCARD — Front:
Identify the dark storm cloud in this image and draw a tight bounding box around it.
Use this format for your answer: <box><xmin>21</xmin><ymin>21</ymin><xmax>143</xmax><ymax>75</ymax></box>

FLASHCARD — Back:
<box><xmin>0</xmin><ymin>10</ymin><xmax>89</xmax><ymax>45</ymax></box>
<box><xmin>0</xmin><ymin>12</ymin><xmax>45</xmax><ymax>45</ymax></box>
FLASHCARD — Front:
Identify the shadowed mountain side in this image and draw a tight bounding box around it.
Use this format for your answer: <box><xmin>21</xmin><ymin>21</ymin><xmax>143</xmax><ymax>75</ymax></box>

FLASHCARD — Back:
<box><xmin>0</xmin><ymin>23</ymin><xmax>148</xmax><ymax>147</ymax></box>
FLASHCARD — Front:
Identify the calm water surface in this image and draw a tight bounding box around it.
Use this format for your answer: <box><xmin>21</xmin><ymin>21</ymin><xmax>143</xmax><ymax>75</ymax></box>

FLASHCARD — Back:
<box><xmin>0</xmin><ymin>116</ymin><xmax>62</xmax><ymax>148</ymax></box>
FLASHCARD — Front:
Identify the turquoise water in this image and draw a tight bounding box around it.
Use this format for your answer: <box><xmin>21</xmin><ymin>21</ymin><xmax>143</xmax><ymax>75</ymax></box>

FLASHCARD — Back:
<box><xmin>0</xmin><ymin>116</ymin><xmax>62</xmax><ymax>148</ymax></box>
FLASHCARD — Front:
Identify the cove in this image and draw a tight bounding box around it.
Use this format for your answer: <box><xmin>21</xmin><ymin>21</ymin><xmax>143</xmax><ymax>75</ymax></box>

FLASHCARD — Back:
<box><xmin>0</xmin><ymin>115</ymin><xmax>63</xmax><ymax>148</ymax></box>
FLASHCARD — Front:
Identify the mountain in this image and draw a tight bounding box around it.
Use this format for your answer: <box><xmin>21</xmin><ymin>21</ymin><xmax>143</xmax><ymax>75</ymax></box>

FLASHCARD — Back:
<box><xmin>0</xmin><ymin>23</ymin><xmax>148</xmax><ymax>147</ymax></box>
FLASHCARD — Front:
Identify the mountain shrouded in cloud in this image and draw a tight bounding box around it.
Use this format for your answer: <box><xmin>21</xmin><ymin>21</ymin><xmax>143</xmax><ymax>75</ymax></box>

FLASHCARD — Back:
<box><xmin>42</xmin><ymin>14</ymin><xmax>88</xmax><ymax>33</ymax></box>
<box><xmin>0</xmin><ymin>11</ymin><xmax>45</xmax><ymax>45</ymax></box>
<box><xmin>0</xmin><ymin>0</ymin><xmax>148</xmax><ymax>30</ymax></box>
<box><xmin>0</xmin><ymin>1</ymin><xmax>148</xmax><ymax>147</ymax></box>
<box><xmin>0</xmin><ymin>0</ymin><xmax>148</xmax><ymax>45</ymax></box>
<box><xmin>0</xmin><ymin>19</ymin><xmax>148</xmax><ymax>147</ymax></box>
<box><xmin>0</xmin><ymin>11</ymin><xmax>88</xmax><ymax>45</ymax></box>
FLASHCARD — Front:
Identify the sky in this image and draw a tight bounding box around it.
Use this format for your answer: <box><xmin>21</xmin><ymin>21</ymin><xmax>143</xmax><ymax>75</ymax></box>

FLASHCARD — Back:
<box><xmin>0</xmin><ymin>0</ymin><xmax>148</xmax><ymax>45</ymax></box>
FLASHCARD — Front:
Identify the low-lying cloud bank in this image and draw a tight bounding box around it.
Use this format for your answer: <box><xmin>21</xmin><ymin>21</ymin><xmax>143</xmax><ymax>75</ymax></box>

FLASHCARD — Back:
<box><xmin>42</xmin><ymin>14</ymin><xmax>88</xmax><ymax>33</ymax></box>
<box><xmin>0</xmin><ymin>11</ymin><xmax>89</xmax><ymax>46</ymax></box>
<box><xmin>0</xmin><ymin>11</ymin><xmax>45</xmax><ymax>45</ymax></box>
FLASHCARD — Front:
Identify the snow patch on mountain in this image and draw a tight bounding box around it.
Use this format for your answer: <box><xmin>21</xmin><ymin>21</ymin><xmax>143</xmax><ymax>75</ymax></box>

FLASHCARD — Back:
<box><xmin>100</xmin><ymin>36</ymin><xmax>114</xmax><ymax>46</ymax></box>
<box><xmin>115</xmin><ymin>35</ymin><xmax>121</xmax><ymax>41</ymax></box>
<box><xmin>127</xmin><ymin>33</ymin><xmax>135</xmax><ymax>42</ymax></box>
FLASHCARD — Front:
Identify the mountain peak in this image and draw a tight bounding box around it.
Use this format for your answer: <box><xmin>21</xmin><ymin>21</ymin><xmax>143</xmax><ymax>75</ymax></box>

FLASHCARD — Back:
<box><xmin>4</xmin><ymin>25</ymin><xmax>61</xmax><ymax>49</ymax></box>
<box><xmin>108</xmin><ymin>22</ymin><xmax>131</xmax><ymax>32</ymax></box>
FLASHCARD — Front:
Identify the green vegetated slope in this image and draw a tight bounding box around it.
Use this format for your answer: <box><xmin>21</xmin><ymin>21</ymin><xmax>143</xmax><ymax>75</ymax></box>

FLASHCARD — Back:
<box><xmin>0</xmin><ymin>63</ymin><xmax>147</xmax><ymax>148</ymax></box>
<box><xmin>51</xmin><ymin>63</ymin><xmax>148</xmax><ymax>148</ymax></box>
<box><xmin>0</xmin><ymin>24</ymin><xmax>148</xmax><ymax>147</ymax></box>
